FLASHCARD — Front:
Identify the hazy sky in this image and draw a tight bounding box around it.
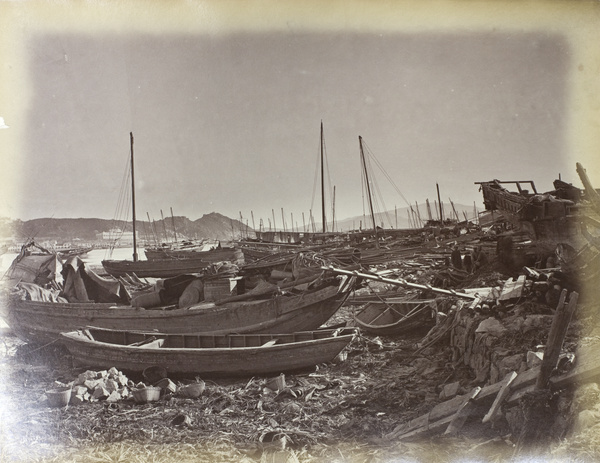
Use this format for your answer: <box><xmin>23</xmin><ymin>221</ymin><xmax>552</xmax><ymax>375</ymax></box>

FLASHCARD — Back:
<box><xmin>1</xmin><ymin>2</ymin><xmax>599</xmax><ymax>228</ymax></box>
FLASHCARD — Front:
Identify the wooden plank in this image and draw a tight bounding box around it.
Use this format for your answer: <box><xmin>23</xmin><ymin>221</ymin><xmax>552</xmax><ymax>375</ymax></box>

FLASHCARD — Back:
<box><xmin>498</xmin><ymin>275</ymin><xmax>526</xmax><ymax>301</ymax></box>
<box><xmin>482</xmin><ymin>371</ymin><xmax>518</xmax><ymax>424</ymax></box>
<box><xmin>385</xmin><ymin>368</ymin><xmax>539</xmax><ymax>440</ymax></box>
<box><xmin>444</xmin><ymin>387</ymin><xmax>481</xmax><ymax>435</ymax></box>
<box><xmin>535</xmin><ymin>291</ymin><xmax>577</xmax><ymax>389</ymax></box>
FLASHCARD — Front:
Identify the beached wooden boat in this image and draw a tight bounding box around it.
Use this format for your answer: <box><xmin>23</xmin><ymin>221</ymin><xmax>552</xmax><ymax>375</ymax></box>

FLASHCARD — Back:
<box><xmin>4</xmin><ymin>273</ymin><xmax>355</xmax><ymax>345</ymax></box>
<box><xmin>101</xmin><ymin>256</ymin><xmax>209</xmax><ymax>278</ymax></box>
<box><xmin>144</xmin><ymin>247</ymin><xmax>239</xmax><ymax>262</ymax></box>
<box><xmin>60</xmin><ymin>326</ymin><xmax>357</xmax><ymax>376</ymax></box>
<box><xmin>353</xmin><ymin>299</ymin><xmax>437</xmax><ymax>336</ymax></box>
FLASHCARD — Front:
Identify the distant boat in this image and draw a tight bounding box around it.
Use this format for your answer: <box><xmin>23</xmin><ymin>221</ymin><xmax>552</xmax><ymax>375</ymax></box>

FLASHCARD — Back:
<box><xmin>60</xmin><ymin>326</ymin><xmax>357</xmax><ymax>377</ymax></box>
<box><xmin>101</xmin><ymin>133</ymin><xmax>215</xmax><ymax>278</ymax></box>
<box><xmin>144</xmin><ymin>240</ymin><xmax>240</xmax><ymax>263</ymax></box>
<box><xmin>56</xmin><ymin>246</ymin><xmax>93</xmax><ymax>259</ymax></box>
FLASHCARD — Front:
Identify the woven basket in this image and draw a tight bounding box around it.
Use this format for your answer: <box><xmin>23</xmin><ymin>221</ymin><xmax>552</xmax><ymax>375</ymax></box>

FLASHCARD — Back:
<box><xmin>132</xmin><ymin>386</ymin><xmax>161</xmax><ymax>403</ymax></box>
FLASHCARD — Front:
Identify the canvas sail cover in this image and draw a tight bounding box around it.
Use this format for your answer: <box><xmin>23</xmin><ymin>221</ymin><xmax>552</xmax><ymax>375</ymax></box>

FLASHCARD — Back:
<box><xmin>4</xmin><ymin>253</ymin><xmax>62</xmax><ymax>287</ymax></box>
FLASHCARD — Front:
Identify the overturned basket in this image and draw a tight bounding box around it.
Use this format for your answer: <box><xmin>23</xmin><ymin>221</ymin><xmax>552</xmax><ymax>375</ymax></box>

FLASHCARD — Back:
<box><xmin>132</xmin><ymin>386</ymin><xmax>161</xmax><ymax>403</ymax></box>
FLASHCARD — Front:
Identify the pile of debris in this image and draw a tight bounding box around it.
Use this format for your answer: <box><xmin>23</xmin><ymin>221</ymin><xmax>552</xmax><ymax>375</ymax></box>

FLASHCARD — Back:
<box><xmin>68</xmin><ymin>367</ymin><xmax>132</xmax><ymax>404</ymax></box>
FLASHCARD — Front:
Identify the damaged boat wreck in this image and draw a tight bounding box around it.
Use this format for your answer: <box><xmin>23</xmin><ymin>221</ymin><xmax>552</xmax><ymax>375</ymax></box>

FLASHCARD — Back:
<box><xmin>1</xmin><ymin>250</ymin><xmax>356</xmax><ymax>345</ymax></box>
<box><xmin>1</xmin><ymin>162</ymin><xmax>599</xmax><ymax>461</ymax></box>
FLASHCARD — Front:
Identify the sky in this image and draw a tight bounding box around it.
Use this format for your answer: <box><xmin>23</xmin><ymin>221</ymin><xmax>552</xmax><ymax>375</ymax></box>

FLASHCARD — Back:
<box><xmin>1</xmin><ymin>1</ymin><xmax>599</xmax><ymax>229</ymax></box>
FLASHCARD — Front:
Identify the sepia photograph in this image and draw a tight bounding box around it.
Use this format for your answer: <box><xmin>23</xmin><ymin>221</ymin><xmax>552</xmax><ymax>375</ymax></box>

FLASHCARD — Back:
<box><xmin>1</xmin><ymin>1</ymin><xmax>599</xmax><ymax>461</ymax></box>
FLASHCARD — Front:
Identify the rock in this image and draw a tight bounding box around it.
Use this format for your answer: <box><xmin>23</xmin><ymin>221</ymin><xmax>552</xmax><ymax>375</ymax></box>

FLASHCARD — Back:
<box><xmin>526</xmin><ymin>351</ymin><xmax>544</xmax><ymax>369</ymax></box>
<box><xmin>84</xmin><ymin>379</ymin><xmax>102</xmax><ymax>390</ymax></box>
<box><xmin>73</xmin><ymin>385</ymin><xmax>88</xmax><ymax>396</ymax></box>
<box><xmin>75</xmin><ymin>370</ymin><xmax>98</xmax><ymax>385</ymax></box>
<box><xmin>92</xmin><ymin>386</ymin><xmax>109</xmax><ymax>399</ymax></box>
<box><xmin>108</xmin><ymin>367</ymin><xmax>119</xmax><ymax>377</ymax></box>
<box><xmin>105</xmin><ymin>378</ymin><xmax>119</xmax><ymax>393</ymax></box>
<box><xmin>106</xmin><ymin>391</ymin><xmax>121</xmax><ymax>403</ymax></box>
<box><xmin>496</xmin><ymin>353</ymin><xmax>526</xmax><ymax>380</ymax></box>
<box><xmin>439</xmin><ymin>381</ymin><xmax>460</xmax><ymax>400</ymax></box>
<box><xmin>475</xmin><ymin>317</ymin><xmax>505</xmax><ymax>336</ymax></box>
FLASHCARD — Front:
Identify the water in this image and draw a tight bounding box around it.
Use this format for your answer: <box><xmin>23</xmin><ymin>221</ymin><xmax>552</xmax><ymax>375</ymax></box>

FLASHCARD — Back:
<box><xmin>81</xmin><ymin>247</ymin><xmax>144</xmax><ymax>269</ymax></box>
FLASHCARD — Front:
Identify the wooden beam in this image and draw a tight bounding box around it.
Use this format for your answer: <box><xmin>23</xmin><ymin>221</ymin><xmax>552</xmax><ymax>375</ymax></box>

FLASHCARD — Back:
<box><xmin>482</xmin><ymin>371</ymin><xmax>517</xmax><ymax>424</ymax></box>
<box><xmin>536</xmin><ymin>290</ymin><xmax>577</xmax><ymax>389</ymax></box>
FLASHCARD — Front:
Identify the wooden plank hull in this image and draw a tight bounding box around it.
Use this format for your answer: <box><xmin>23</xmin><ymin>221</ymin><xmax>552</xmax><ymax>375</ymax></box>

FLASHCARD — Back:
<box><xmin>60</xmin><ymin>327</ymin><xmax>357</xmax><ymax>377</ymax></box>
<box><xmin>353</xmin><ymin>299</ymin><xmax>437</xmax><ymax>336</ymax></box>
<box><xmin>101</xmin><ymin>257</ymin><xmax>208</xmax><ymax>278</ymax></box>
<box><xmin>144</xmin><ymin>247</ymin><xmax>238</xmax><ymax>263</ymax></box>
<box><xmin>5</xmin><ymin>281</ymin><xmax>350</xmax><ymax>345</ymax></box>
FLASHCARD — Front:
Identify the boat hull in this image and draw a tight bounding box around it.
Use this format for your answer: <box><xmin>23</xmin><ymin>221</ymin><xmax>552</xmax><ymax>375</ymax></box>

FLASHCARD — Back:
<box><xmin>60</xmin><ymin>327</ymin><xmax>357</xmax><ymax>377</ymax></box>
<box><xmin>144</xmin><ymin>247</ymin><xmax>238</xmax><ymax>262</ymax></box>
<box><xmin>5</xmin><ymin>281</ymin><xmax>351</xmax><ymax>345</ymax></box>
<box><xmin>101</xmin><ymin>257</ymin><xmax>208</xmax><ymax>278</ymax></box>
<box><xmin>353</xmin><ymin>299</ymin><xmax>437</xmax><ymax>336</ymax></box>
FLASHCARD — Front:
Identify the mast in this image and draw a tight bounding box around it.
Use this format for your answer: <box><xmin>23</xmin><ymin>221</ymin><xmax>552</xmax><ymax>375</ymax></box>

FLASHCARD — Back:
<box><xmin>320</xmin><ymin>121</ymin><xmax>327</xmax><ymax>233</ymax></box>
<box><xmin>130</xmin><ymin>132</ymin><xmax>138</xmax><ymax>262</ymax></box>
<box><xmin>170</xmin><ymin>207</ymin><xmax>178</xmax><ymax>243</ymax></box>
<box><xmin>436</xmin><ymin>183</ymin><xmax>443</xmax><ymax>224</ymax></box>
<box><xmin>359</xmin><ymin>136</ymin><xmax>378</xmax><ymax>247</ymax></box>
<box><xmin>332</xmin><ymin>185</ymin><xmax>336</xmax><ymax>233</ymax></box>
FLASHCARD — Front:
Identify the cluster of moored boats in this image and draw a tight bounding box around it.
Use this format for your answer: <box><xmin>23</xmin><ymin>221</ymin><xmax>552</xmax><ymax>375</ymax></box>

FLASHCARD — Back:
<box><xmin>0</xmin><ymin>232</ymin><xmax>449</xmax><ymax>378</ymax></box>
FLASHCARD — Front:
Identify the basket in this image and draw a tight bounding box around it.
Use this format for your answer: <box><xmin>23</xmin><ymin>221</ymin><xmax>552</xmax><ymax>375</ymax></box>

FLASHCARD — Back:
<box><xmin>46</xmin><ymin>386</ymin><xmax>72</xmax><ymax>407</ymax></box>
<box><xmin>142</xmin><ymin>366</ymin><xmax>167</xmax><ymax>384</ymax></box>
<box><xmin>132</xmin><ymin>386</ymin><xmax>161</xmax><ymax>403</ymax></box>
<box><xmin>265</xmin><ymin>373</ymin><xmax>286</xmax><ymax>392</ymax></box>
<box><xmin>179</xmin><ymin>381</ymin><xmax>205</xmax><ymax>398</ymax></box>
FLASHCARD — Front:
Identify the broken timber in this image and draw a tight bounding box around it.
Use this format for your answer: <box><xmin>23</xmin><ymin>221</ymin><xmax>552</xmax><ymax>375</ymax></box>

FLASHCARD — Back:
<box><xmin>386</xmin><ymin>290</ymin><xmax>589</xmax><ymax>442</ymax></box>
<box><xmin>385</xmin><ymin>350</ymin><xmax>600</xmax><ymax>441</ymax></box>
<box><xmin>322</xmin><ymin>266</ymin><xmax>478</xmax><ymax>300</ymax></box>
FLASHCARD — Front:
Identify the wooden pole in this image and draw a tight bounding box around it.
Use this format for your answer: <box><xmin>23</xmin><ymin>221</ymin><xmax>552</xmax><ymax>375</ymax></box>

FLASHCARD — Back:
<box><xmin>170</xmin><ymin>207</ymin><xmax>178</xmax><ymax>243</ymax></box>
<box><xmin>359</xmin><ymin>136</ymin><xmax>378</xmax><ymax>248</ymax></box>
<box><xmin>536</xmin><ymin>290</ymin><xmax>578</xmax><ymax>389</ymax></box>
<box><xmin>515</xmin><ymin>290</ymin><xmax>578</xmax><ymax>455</ymax></box>
<box><xmin>130</xmin><ymin>132</ymin><xmax>138</xmax><ymax>262</ymax></box>
<box><xmin>320</xmin><ymin>121</ymin><xmax>327</xmax><ymax>233</ymax></box>
<box><xmin>322</xmin><ymin>266</ymin><xmax>477</xmax><ymax>300</ymax></box>
<box><xmin>436</xmin><ymin>183</ymin><xmax>443</xmax><ymax>223</ymax></box>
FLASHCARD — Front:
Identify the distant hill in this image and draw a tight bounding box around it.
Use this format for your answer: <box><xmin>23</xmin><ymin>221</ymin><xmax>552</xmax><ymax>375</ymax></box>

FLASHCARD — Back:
<box><xmin>0</xmin><ymin>212</ymin><xmax>247</xmax><ymax>244</ymax></box>
<box><xmin>0</xmin><ymin>203</ymin><xmax>481</xmax><ymax>244</ymax></box>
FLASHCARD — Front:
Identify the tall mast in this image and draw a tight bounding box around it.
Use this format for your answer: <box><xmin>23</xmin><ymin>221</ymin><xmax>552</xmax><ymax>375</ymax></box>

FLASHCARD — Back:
<box><xmin>436</xmin><ymin>183</ymin><xmax>443</xmax><ymax>224</ymax></box>
<box><xmin>170</xmin><ymin>207</ymin><xmax>178</xmax><ymax>243</ymax></box>
<box><xmin>359</xmin><ymin>136</ymin><xmax>378</xmax><ymax>247</ymax></box>
<box><xmin>332</xmin><ymin>185</ymin><xmax>336</xmax><ymax>233</ymax></box>
<box><xmin>130</xmin><ymin>132</ymin><xmax>138</xmax><ymax>262</ymax></box>
<box><xmin>320</xmin><ymin>121</ymin><xmax>327</xmax><ymax>233</ymax></box>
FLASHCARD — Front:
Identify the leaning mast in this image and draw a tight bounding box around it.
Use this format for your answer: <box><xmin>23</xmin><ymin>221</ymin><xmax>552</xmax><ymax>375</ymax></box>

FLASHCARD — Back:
<box><xmin>359</xmin><ymin>136</ymin><xmax>378</xmax><ymax>247</ymax></box>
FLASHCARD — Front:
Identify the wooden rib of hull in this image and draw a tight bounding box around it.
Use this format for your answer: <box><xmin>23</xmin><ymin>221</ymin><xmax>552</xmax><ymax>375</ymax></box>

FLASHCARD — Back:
<box><xmin>60</xmin><ymin>327</ymin><xmax>357</xmax><ymax>376</ymax></box>
<box><xmin>353</xmin><ymin>299</ymin><xmax>437</xmax><ymax>336</ymax></box>
<box><xmin>6</xmin><ymin>282</ymin><xmax>350</xmax><ymax>345</ymax></box>
<box><xmin>101</xmin><ymin>257</ymin><xmax>208</xmax><ymax>278</ymax></box>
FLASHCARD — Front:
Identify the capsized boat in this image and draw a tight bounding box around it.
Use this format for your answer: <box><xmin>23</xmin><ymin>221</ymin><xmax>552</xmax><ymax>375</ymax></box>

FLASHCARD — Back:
<box><xmin>353</xmin><ymin>298</ymin><xmax>437</xmax><ymax>336</ymax></box>
<box><xmin>60</xmin><ymin>326</ymin><xmax>358</xmax><ymax>377</ymax></box>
